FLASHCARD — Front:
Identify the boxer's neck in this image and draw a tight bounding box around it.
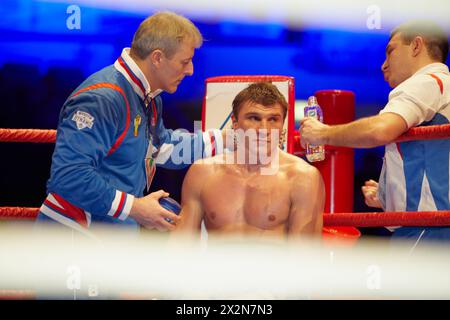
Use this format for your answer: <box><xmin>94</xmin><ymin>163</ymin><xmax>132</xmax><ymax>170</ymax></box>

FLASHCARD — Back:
<box><xmin>232</xmin><ymin>148</ymin><xmax>280</xmax><ymax>175</ymax></box>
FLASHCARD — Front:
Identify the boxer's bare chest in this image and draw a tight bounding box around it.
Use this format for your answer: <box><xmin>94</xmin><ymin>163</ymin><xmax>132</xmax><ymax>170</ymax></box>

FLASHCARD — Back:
<box><xmin>200</xmin><ymin>166</ymin><xmax>291</xmax><ymax>231</ymax></box>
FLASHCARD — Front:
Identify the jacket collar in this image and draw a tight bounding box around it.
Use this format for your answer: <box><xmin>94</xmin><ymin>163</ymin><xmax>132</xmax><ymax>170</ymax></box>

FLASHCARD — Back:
<box><xmin>114</xmin><ymin>48</ymin><xmax>162</xmax><ymax>104</ymax></box>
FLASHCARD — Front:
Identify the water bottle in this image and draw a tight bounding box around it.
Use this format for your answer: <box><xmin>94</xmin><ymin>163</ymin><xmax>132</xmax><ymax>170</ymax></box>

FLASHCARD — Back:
<box><xmin>304</xmin><ymin>96</ymin><xmax>325</xmax><ymax>162</ymax></box>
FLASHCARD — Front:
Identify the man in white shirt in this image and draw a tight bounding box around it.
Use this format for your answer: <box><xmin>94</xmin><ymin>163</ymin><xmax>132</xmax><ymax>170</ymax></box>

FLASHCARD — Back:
<box><xmin>300</xmin><ymin>21</ymin><xmax>450</xmax><ymax>246</ymax></box>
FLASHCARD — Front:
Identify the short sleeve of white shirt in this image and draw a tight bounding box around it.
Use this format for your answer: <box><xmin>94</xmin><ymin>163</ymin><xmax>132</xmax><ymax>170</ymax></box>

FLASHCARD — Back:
<box><xmin>379</xmin><ymin>74</ymin><xmax>442</xmax><ymax>128</ymax></box>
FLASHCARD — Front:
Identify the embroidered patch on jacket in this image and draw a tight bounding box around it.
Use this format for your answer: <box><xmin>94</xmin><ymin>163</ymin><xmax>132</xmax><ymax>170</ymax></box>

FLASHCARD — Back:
<box><xmin>72</xmin><ymin>111</ymin><xmax>95</xmax><ymax>130</ymax></box>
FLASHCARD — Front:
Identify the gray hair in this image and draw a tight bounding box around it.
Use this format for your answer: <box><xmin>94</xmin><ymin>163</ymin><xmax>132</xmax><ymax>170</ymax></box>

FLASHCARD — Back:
<box><xmin>131</xmin><ymin>11</ymin><xmax>203</xmax><ymax>59</ymax></box>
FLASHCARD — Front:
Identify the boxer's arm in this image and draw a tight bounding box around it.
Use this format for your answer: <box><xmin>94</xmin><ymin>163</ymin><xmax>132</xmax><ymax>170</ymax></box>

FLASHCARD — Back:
<box><xmin>173</xmin><ymin>161</ymin><xmax>208</xmax><ymax>236</ymax></box>
<box><xmin>300</xmin><ymin>112</ymin><xmax>408</xmax><ymax>148</ymax></box>
<box><xmin>287</xmin><ymin>165</ymin><xmax>325</xmax><ymax>239</ymax></box>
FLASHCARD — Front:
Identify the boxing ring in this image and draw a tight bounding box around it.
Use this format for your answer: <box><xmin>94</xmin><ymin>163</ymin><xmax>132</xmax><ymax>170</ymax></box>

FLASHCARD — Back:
<box><xmin>1</xmin><ymin>77</ymin><xmax>450</xmax><ymax>234</ymax></box>
<box><xmin>1</xmin><ymin>76</ymin><xmax>450</xmax><ymax>299</ymax></box>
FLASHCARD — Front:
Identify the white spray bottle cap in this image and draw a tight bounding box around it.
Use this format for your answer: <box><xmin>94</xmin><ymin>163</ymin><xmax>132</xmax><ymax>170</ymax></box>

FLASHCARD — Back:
<box><xmin>307</xmin><ymin>96</ymin><xmax>318</xmax><ymax>106</ymax></box>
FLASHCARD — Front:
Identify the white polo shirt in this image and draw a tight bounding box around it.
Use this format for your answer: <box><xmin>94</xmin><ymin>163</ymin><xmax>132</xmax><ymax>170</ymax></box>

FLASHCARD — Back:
<box><xmin>377</xmin><ymin>63</ymin><xmax>450</xmax><ymax>218</ymax></box>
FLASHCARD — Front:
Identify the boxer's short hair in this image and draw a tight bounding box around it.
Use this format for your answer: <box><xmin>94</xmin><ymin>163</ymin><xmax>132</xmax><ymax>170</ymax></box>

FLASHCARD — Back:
<box><xmin>391</xmin><ymin>21</ymin><xmax>449</xmax><ymax>63</ymax></box>
<box><xmin>131</xmin><ymin>11</ymin><xmax>203</xmax><ymax>59</ymax></box>
<box><xmin>232</xmin><ymin>82</ymin><xmax>288</xmax><ymax>120</ymax></box>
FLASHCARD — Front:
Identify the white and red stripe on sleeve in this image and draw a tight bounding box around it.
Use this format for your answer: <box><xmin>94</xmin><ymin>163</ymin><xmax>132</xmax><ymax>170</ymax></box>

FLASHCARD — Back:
<box><xmin>202</xmin><ymin>129</ymin><xmax>222</xmax><ymax>158</ymax></box>
<box><xmin>107</xmin><ymin>190</ymin><xmax>134</xmax><ymax>221</ymax></box>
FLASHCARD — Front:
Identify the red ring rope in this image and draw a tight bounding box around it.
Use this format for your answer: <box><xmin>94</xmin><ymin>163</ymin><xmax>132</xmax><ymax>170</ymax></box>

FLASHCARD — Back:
<box><xmin>395</xmin><ymin>123</ymin><xmax>450</xmax><ymax>142</ymax></box>
<box><xmin>323</xmin><ymin>211</ymin><xmax>450</xmax><ymax>227</ymax></box>
<box><xmin>1</xmin><ymin>124</ymin><xmax>450</xmax><ymax>144</ymax></box>
<box><xmin>0</xmin><ymin>129</ymin><xmax>56</xmax><ymax>143</ymax></box>
<box><xmin>292</xmin><ymin>123</ymin><xmax>450</xmax><ymax>152</ymax></box>
<box><xmin>0</xmin><ymin>207</ymin><xmax>39</xmax><ymax>220</ymax></box>
<box><xmin>1</xmin><ymin>207</ymin><xmax>449</xmax><ymax>227</ymax></box>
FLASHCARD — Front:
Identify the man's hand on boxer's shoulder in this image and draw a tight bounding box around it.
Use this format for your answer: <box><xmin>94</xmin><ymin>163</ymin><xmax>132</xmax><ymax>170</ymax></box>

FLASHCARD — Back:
<box><xmin>130</xmin><ymin>190</ymin><xmax>181</xmax><ymax>231</ymax></box>
<box><xmin>299</xmin><ymin>118</ymin><xmax>330</xmax><ymax>148</ymax></box>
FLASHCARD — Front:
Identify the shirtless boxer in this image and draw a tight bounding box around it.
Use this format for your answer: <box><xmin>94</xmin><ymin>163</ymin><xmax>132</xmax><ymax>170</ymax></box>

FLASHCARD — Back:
<box><xmin>175</xmin><ymin>82</ymin><xmax>324</xmax><ymax>241</ymax></box>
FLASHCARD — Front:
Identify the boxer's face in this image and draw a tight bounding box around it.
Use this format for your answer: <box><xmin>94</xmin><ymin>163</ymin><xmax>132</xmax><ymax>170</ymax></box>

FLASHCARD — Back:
<box><xmin>233</xmin><ymin>101</ymin><xmax>285</xmax><ymax>155</ymax></box>
<box><xmin>381</xmin><ymin>33</ymin><xmax>414</xmax><ymax>88</ymax></box>
<box><xmin>154</xmin><ymin>40</ymin><xmax>195</xmax><ymax>93</ymax></box>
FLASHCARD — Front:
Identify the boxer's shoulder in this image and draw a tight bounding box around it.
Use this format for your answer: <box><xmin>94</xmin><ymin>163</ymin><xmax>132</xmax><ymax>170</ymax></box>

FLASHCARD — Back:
<box><xmin>189</xmin><ymin>156</ymin><xmax>223</xmax><ymax>175</ymax></box>
<box><xmin>193</xmin><ymin>154</ymin><xmax>227</xmax><ymax>166</ymax></box>
<box><xmin>280</xmin><ymin>151</ymin><xmax>316</xmax><ymax>171</ymax></box>
<box><xmin>279</xmin><ymin>151</ymin><xmax>322</xmax><ymax>183</ymax></box>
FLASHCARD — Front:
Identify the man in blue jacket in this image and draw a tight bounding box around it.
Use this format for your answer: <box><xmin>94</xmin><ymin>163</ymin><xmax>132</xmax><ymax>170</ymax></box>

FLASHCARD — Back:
<box><xmin>36</xmin><ymin>12</ymin><xmax>224</xmax><ymax>235</ymax></box>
